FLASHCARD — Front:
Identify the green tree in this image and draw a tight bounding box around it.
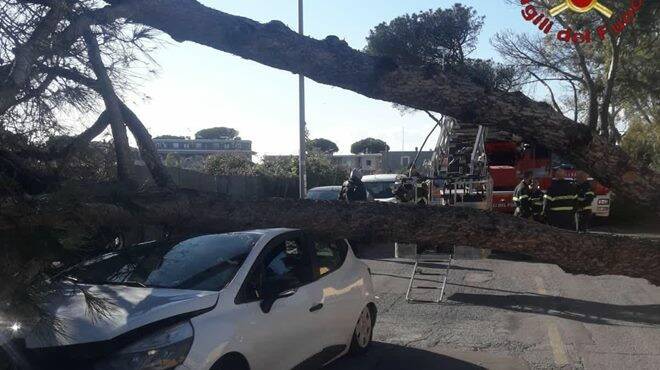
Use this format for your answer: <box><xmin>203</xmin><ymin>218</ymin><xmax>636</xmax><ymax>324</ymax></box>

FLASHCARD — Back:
<box><xmin>204</xmin><ymin>154</ymin><xmax>256</xmax><ymax>176</ymax></box>
<box><xmin>494</xmin><ymin>0</ymin><xmax>659</xmax><ymax>140</ymax></box>
<box><xmin>351</xmin><ymin>138</ymin><xmax>389</xmax><ymax>154</ymax></box>
<box><xmin>621</xmin><ymin>116</ymin><xmax>659</xmax><ymax>172</ymax></box>
<box><xmin>154</xmin><ymin>135</ymin><xmax>186</xmax><ymax>140</ymax></box>
<box><xmin>365</xmin><ymin>4</ymin><xmax>514</xmax><ymax>91</ymax></box>
<box><xmin>258</xmin><ymin>152</ymin><xmax>348</xmax><ymax>187</ymax></box>
<box><xmin>195</xmin><ymin>127</ymin><xmax>239</xmax><ymax>140</ymax></box>
<box><xmin>366</xmin><ymin>4</ymin><xmax>483</xmax><ymax>65</ymax></box>
<box><xmin>308</xmin><ymin>138</ymin><xmax>339</xmax><ymax>154</ymax></box>
<box><xmin>164</xmin><ymin>153</ymin><xmax>180</xmax><ymax>167</ymax></box>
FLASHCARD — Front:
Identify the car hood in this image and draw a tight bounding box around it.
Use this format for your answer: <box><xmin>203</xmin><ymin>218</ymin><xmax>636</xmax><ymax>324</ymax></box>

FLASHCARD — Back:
<box><xmin>25</xmin><ymin>283</ymin><xmax>219</xmax><ymax>349</ymax></box>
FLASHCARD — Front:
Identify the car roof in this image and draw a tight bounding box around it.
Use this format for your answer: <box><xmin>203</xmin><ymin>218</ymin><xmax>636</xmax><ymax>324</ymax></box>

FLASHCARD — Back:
<box><xmin>362</xmin><ymin>174</ymin><xmax>399</xmax><ymax>182</ymax></box>
<box><xmin>308</xmin><ymin>186</ymin><xmax>341</xmax><ymax>191</ymax></box>
<box><xmin>240</xmin><ymin>227</ymin><xmax>298</xmax><ymax>239</ymax></box>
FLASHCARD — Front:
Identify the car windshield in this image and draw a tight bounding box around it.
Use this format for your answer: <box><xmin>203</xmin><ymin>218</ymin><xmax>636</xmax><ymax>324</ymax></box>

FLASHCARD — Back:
<box><xmin>364</xmin><ymin>181</ymin><xmax>395</xmax><ymax>199</ymax></box>
<box><xmin>307</xmin><ymin>189</ymin><xmax>339</xmax><ymax>200</ymax></box>
<box><xmin>65</xmin><ymin>233</ymin><xmax>261</xmax><ymax>291</ymax></box>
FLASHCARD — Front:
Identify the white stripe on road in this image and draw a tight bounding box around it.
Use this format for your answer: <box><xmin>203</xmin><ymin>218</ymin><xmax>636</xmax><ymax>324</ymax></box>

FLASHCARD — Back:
<box><xmin>534</xmin><ymin>276</ymin><xmax>569</xmax><ymax>367</ymax></box>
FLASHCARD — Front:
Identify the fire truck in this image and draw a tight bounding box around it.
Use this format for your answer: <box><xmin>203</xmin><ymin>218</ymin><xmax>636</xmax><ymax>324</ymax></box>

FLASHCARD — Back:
<box><xmin>423</xmin><ymin>117</ymin><xmax>611</xmax><ymax>217</ymax></box>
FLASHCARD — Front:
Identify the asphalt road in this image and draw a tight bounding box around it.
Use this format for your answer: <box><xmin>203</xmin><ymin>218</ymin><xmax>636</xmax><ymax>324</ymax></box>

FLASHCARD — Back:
<box><xmin>327</xmin><ymin>244</ymin><xmax>660</xmax><ymax>370</ymax></box>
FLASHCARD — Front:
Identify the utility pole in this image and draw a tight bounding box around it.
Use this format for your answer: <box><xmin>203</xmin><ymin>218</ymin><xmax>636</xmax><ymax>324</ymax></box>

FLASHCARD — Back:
<box><xmin>298</xmin><ymin>0</ymin><xmax>307</xmax><ymax>199</ymax></box>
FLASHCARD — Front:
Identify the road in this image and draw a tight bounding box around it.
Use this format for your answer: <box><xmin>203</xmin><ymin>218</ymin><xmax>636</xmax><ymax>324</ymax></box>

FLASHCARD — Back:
<box><xmin>327</xmin><ymin>244</ymin><xmax>660</xmax><ymax>369</ymax></box>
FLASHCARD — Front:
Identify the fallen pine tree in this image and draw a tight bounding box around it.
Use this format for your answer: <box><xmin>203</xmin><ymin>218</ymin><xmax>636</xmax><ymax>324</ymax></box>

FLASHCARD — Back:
<box><xmin>1</xmin><ymin>189</ymin><xmax>658</xmax><ymax>287</ymax></box>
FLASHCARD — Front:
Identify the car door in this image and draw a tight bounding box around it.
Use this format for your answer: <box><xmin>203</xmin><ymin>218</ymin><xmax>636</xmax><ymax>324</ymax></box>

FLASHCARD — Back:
<box><xmin>234</xmin><ymin>232</ymin><xmax>325</xmax><ymax>370</ymax></box>
<box><xmin>308</xmin><ymin>238</ymin><xmax>364</xmax><ymax>357</ymax></box>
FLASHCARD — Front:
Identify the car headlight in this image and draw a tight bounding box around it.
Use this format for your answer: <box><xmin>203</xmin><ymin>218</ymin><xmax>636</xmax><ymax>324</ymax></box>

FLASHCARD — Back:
<box><xmin>597</xmin><ymin>199</ymin><xmax>609</xmax><ymax>205</ymax></box>
<box><xmin>96</xmin><ymin>321</ymin><xmax>194</xmax><ymax>370</ymax></box>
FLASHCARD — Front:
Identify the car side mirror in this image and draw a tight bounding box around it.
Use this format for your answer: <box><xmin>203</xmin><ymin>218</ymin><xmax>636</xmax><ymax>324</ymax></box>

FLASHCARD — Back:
<box><xmin>258</xmin><ymin>282</ymin><xmax>296</xmax><ymax>314</ymax></box>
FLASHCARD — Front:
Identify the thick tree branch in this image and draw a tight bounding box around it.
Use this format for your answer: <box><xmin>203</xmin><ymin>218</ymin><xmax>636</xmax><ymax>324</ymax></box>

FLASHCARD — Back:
<box><xmin>83</xmin><ymin>26</ymin><xmax>134</xmax><ymax>183</ymax></box>
<box><xmin>119</xmin><ymin>101</ymin><xmax>175</xmax><ymax>188</ymax></box>
<box><xmin>2</xmin><ymin>193</ymin><xmax>659</xmax><ymax>285</ymax></box>
<box><xmin>101</xmin><ymin>0</ymin><xmax>658</xmax><ymax>209</ymax></box>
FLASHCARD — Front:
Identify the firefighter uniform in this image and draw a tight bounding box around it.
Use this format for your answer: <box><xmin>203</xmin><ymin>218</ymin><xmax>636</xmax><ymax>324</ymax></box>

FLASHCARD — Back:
<box><xmin>575</xmin><ymin>181</ymin><xmax>596</xmax><ymax>232</ymax></box>
<box><xmin>530</xmin><ymin>187</ymin><xmax>545</xmax><ymax>222</ymax></box>
<box><xmin>543</xmin><ymin>179</ymin><xmax>577</xmax><ymax>230</ymax></box>
<box><xmin>513</xmin><ymin>180</ymin><xmax>532</xmax><ymax>218</ymax></box>
<box><xmin>339</xmin><ymin>178</ymin><xmax>367</xmax><ymax>202</ymax></box>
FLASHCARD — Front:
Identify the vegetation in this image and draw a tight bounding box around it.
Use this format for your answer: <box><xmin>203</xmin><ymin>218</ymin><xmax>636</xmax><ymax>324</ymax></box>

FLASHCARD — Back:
<box><xmin>494</xmin><ymin>0</ymin><xmax>659</xmax><ymax>141</ymax></box>
<box><xmin>195</xmin><ymin>127</ymin><xmax>240</xmax><ymax>140</ymax></box>
<box><xmin>308</xmin><ymin>138</ymin><xmax>339</xmax><ymax>154</ymax></box>
<box><xmin>350</xmin><ymin>138</ymin><xmax>390</xmax><ymax>154</ymax></box>
<box><xmin>154</xmin><ymin>135</ymin><xmax>186</xmax><ymax>140</ymax></box>
<box><xmin>366</xmin><ymin>4</ymin><xmax>517</xmax><ymax>91</ymax></box>
<box><xmin>204</xmin><ymin>154</ymin><xmax>257</xmax><ymax>176</ymax></box>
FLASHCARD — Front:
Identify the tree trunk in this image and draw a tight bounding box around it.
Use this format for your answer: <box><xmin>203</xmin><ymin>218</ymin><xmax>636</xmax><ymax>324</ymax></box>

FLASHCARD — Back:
<box><xmin>599</xmin><ymin>37</ymin><xmax>622</xmax><ymax>140</ymax></box>
<box><xmin>104</xmin><ymin>0</ymin><xmax>659</xmax><ymax>210</ymax></box>
<box><xmin>119</xmin><ymin>102</ymin><xmax>175</xmax><ymax>188</ymax></box>
<box><xmin>2</xmin><ymin>193</ymin><xmax>658</xmax><ymax>285</ymax></box>
<box><xmin>83</xmin><ymin>28</ymin><xmax>134</xmax><ymax>185</ymax></box>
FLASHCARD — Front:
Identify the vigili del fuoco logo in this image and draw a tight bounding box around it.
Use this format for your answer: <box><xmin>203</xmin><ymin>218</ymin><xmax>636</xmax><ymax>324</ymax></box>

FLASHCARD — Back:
<box><xmin>519</xmin><ymin>0</ymin><xmax>645</xmax><ymax>43</ymax></box>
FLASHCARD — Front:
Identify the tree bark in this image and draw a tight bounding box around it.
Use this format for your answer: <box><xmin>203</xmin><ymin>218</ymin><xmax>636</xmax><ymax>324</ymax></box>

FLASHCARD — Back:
<box><xmin>101</xmin><ymin>0</ymin><xmax>659</xmax><ymax>210</ymax></box>
<box><xmin>599</xmin><ymin>36</ymin><xmax>622</xmax><ymax>140</ymax></box>
<box><xmin>119</xmin><ymin>102</ymin><xmax>175</xmax><ymax>188</ymax></box>
<box><xmin>83</xmin><ymin>28</ymin><xmax>134</xmax><ymax>185</ymax></box>
<box><xmin>2</xmin><ymin>193</ymin><xmax>658</xmax><ymax>285</ymax></box>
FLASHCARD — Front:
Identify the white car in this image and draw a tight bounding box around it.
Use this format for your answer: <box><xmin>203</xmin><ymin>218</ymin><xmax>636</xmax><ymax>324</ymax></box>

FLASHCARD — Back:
<box><xmin>19</xmin><ymin>228</ymin><xmax>376</xmax><ymax>370</ymax></box>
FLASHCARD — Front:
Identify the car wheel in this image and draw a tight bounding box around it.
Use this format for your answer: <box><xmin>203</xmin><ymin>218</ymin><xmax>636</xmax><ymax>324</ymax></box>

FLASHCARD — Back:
<box><xmin>211</xmin><ymin>353</ymin><xmax>250</xmax><ymax>370</ymax></box>
<box><xmin>349</xmin><ymin>305</ymin><xmax>373</xmax><ymax>355</ymax></box>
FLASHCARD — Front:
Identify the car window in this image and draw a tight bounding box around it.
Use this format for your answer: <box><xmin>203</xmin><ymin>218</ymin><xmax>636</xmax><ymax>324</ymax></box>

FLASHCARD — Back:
<box><xmin>313</xmin><ymin>240</ymin><xmax>348</xmax><ymax>277</ymax></box>
<box><xmin>66</xmin><ymin>233</ymin><xmax>260</xmax><ymax>291</ymax></box>
<box><xmin>364</xmin><ymin>181</ymin><xmax>395</xmax><ymax>199</ymax></box>
<box><xmin>307</xmin><ymin>189</ymin><xmax>340</xmax><ymax>201</ymax></box>
<box><xmin>261</xmin><ymin>238</ymin><xmax>313</xmax><ymax>292</ymax></box>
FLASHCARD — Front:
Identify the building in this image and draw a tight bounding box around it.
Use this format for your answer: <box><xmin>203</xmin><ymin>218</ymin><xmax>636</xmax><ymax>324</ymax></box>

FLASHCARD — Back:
<box><xmin>330</xmin><ymin>153</ymin><xmax>382</xmax><ymax>175</ymax></box>
<box><xmin>154</xmin><ymin>137</ymin><xmax>253</xmax><ymax>169</ymax></box>
<box><xmin>381</xmin><ymin>150</ymin><xmax>434</xmax><ymax>173</ymax></box>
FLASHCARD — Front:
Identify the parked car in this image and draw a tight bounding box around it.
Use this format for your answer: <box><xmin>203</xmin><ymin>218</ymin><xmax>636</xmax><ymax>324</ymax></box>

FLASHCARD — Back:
<box><xmin>362</xmin><ymin>174</ymin><xmax>399</xmax><ymax>203</ymax></box>
<box><xmin>306</xmin><ymin>186</ymin><xmax>342</xmax><ymax>201</ymax></box>
<box><xmin>19</xmin><ymin>229</ymin><xmax>376</xmax><ymax>370</ymax></box>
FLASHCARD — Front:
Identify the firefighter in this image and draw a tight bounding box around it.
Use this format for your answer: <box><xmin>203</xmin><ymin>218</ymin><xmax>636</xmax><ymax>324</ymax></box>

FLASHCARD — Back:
<box><xmin>529</xmin><ymin>179</ymin><xmax>545</xmax><ymax>222</ymax></box>
<box><xmin>339</xmin><ymin>168</ymin><xmax>367</xmax><ymax>202</ymax></box>
<box><xmin>543</xmin><ymin>166</ymin><xmax>577</xmax><ymax>230</ymax></box>
<box><xmin>575</xmin><ymin>170</ymin><xmax>596</xmax><ymax>232</ymax></box>
<box><xmin>513</xmin><ymin>171</ymin><xmax>533</xmax><ymax>218</ymax></box>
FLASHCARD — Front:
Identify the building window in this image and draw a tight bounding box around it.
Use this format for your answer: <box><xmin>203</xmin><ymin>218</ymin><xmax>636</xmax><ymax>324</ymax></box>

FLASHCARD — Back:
<box><xmin>195</xmin><ymin>142</ymin><xmax>202</xmax><ymax>149</ymax></box>
<box><xmin>172</xmin><ymin>142</ymin><xmax>179</xmax><ymax>149</ymax></box>
<box><xmin>401</xmin><ymin>156</ymin><xmax>410</xmax><ymax>166</ymax></box>
<box><xmin>366</xmin><ymin>160</ymin><xmax>372</xmax><ymax>167</ymax></box>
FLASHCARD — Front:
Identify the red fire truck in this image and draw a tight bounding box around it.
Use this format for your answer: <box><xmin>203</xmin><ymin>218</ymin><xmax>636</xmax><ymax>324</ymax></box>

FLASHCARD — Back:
<box><xmin>487</xmin><ymin>140</ymin><xmax>612</xmax><ymax>217</ymax></box>
<box><xmin>426</xmin><ymin>118</ymin><xmax>611</xmax><ymax>217</ymax></box>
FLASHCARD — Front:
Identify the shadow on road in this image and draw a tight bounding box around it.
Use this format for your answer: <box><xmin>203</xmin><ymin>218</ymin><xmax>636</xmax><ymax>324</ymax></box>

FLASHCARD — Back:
<box><xmin>325</xmin><ymin>341</ymin><xmax>486</xmax><ymax>370</ymax></box>
<box><xmin>448</xmin><ymin>292</ymin><xmax>660</xmax><ymax>326</ymax></box>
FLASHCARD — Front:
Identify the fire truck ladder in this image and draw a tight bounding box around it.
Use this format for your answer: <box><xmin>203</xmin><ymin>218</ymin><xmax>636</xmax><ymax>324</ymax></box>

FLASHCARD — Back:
<box><xmin>405</xmin><ymin>120</ymin><xmax>490</xmax><ymax>304</ymax></box>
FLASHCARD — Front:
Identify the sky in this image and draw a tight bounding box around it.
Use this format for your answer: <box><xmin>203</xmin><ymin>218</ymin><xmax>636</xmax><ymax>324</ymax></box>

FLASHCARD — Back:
<box><xmin>122</xmin><ymin>0</ymin><xmax>541</xmax><ymax>157</ymax></box>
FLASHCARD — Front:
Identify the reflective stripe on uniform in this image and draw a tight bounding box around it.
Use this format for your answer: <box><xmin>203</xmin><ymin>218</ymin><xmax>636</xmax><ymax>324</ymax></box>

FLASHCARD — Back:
<box><xmin>550</xmin><ymin>207</ymin><xmax>574</xmax><ymax>211</ymax></box>
<box><xmin>580</xmin><ymin>206</ymin><xmax>593</xmax><ymax>211</ymax></box>
<box><xmin>513</xmin><ymin>195</ymin><xmax>529</xmax><ymax>201</ymax></box>
<box><xmin>544</xmin><ymin>194</ymin><xmax>577</xmax><ymax>201</ymax></box>
<box><xmin>585</xmin><ymin>191</ymin><xmax>595</xmax><ymax>196</ymax></box>
<box><xmin>533</xmin><ymin>202</ymin><xmax>543</xmax><ymax>206</ymax></box>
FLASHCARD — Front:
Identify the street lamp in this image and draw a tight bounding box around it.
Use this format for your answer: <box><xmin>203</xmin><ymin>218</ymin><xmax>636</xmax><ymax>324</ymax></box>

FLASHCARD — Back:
<box><xmin>298</xmin><ymin>0</ymin><xmax>307</xmax><ymax>199</ymax></box>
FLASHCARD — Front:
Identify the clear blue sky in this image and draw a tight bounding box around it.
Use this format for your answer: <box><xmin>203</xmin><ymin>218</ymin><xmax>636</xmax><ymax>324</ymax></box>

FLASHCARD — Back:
<box><xmin>130</xmin><ymin>0</ymin><xmax>539</xmax><ymax>156</ymax></box>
